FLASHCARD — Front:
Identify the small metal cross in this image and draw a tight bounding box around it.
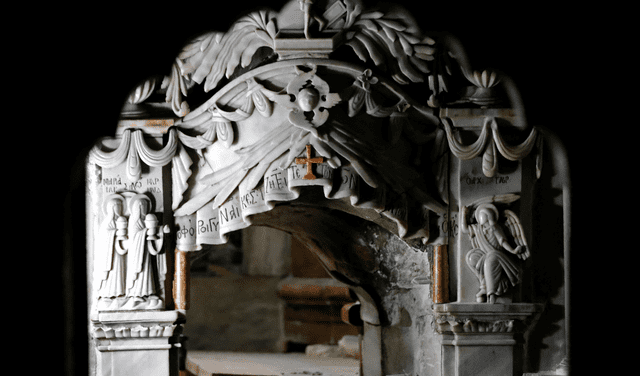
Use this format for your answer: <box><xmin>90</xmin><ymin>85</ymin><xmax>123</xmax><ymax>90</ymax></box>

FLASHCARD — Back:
<box><xmin>295</xmin><ymin>144</ymin><xmax>324</xmax><ymax>180</ymax></box>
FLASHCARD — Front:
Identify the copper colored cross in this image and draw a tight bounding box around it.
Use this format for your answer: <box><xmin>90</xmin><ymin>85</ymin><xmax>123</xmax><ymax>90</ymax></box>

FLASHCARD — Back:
<box><xmin>295</xmin><ymin>144</ymin><xmax>324</xmax><ymax>180</ymax></box>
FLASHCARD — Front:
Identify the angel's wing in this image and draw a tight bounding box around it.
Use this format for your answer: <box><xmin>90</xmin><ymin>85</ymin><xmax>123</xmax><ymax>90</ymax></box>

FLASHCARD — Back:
<box><xmin>503</xmin><ymin>209</ymin><xmax>529</xmax><ymax>259</ymax></box>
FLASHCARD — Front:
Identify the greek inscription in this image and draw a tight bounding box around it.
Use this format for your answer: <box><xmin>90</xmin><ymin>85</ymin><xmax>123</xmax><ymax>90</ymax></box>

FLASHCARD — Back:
<box><xmin>240</xmin><ymin>189</ymin><xmax>264</xmax><ymax>209</ymax></box>
<box><xmin>288</xmin><ymin>165</ymin><xmax>303</xmax><ymax>180</ymax></box>
<box><xmin>464</xmin><ymin>175</ymin><xmax>510</xmax><ymax>185</ymax></box>
<box><xmin>341</xmin><ymin>171</ymin><xmax>357</xmax><ymax>190</ymax></box>
<box><xmin>102</xmin><ymin>174</ymin><xmax>162</xmax><ymax>194</ymax></box>
<box><xmin>103</xmin><ymin>177</ymin><xmax>122</xmax><ymax>185</ymax></box>
<box><xmin>219</xmin><ymin>204</ymin><xmax>241</xmax><ymax>224</ymax></box>
<box><xmin>441</xmin><ymin>213</ymin><xmax>458</xmax><ymax>237</ymax></box>
<box><xmin>176</xmin><ymin>220</ymin><xmax>195</xmax><ymax>239</ymax></box>
<box><xmin>198</xmin><ymin>218</ymin><xmax>219</xmax><ymax>234</ymax></box>
<box><xmin>265</xmin><ymin>172</ymin><xmax>287</xmax><ymax>193</ymax></box>
<box><xmin>319</xmin><ymin>165</ymin><xmax>333</xmax><ymax>179</ymax></box>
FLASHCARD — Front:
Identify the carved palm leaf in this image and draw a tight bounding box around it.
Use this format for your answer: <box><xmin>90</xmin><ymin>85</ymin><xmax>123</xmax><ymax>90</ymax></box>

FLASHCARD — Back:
<box><xmin>344</xmin><ymin>10</ymin><xmax>435</xmax><ymax>85</ymax></box>
<box><xmin>189</xmin><ymin>10</ymin><xmax>278</xmax><ymax>93</ymax></box>
<box><xmin>170</xmin><ymin>11</ymin><xmax>277</xmax><ymax>99</ymax></box>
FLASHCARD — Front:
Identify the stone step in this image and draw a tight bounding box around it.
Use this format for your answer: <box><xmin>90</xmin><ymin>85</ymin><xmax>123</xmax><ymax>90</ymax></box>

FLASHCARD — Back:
<box><xmin>186</xmin><ymin>351</ymin><xmax>359</xmax><ymax>376</ymax></box>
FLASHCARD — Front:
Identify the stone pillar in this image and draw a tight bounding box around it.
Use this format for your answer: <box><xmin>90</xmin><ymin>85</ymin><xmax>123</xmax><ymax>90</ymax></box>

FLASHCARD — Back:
<box><xmin>174</xmin><ymin>249</ymin><xmax>190</xmax><ymax>311</ymax></box>
<box><xmin>87</xmin><ymin>116</ymin><xmax>182</xmax><ymax>375</ymax></box>
<box><xmin>436</xmin><ymin>106</ymin><xmax>544</xmax><ymax>375</ymax></box>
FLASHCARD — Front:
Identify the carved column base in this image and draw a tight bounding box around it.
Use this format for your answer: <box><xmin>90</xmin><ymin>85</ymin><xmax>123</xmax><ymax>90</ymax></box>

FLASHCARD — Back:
<box><xmin>434</xmin><ymin>303</ymin><xmax>543</xmax><ymax>376</ymax></box>
<box><xmin>91</xmin><ymin>310</ymin><xmax>186</xmax><ymax>376</ymax></box>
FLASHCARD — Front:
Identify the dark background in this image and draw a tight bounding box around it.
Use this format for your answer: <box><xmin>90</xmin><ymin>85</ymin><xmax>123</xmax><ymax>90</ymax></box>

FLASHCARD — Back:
<box><xmin>60</xmin><ymin>2</ymin><xmax>590</xmax><ymax>375</ymax></box>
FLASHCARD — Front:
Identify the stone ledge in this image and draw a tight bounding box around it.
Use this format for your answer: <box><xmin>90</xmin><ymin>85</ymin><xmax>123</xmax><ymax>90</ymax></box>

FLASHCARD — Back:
<box><xmin>433</xmin><ymin>302</ymin><xmax>543</xmax><ymax>318</ymax></box>
<box><xmin>433</xmin><ymin>303</ymin><xmax>543</xmax><ymax>334</ymax></box>
<box><xmin>439</xmin><ymin>107</ymin><xmax>519</xmax><ymax>129</ymax></box>
<box><xmin>92</xmin><ymin>309</ymin><xmax>186</xmax><ymax>324</ymax></box>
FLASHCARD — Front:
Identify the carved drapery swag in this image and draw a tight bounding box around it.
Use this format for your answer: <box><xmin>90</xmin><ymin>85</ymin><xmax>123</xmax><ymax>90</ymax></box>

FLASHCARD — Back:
<box><xmin>90</xmin><ymin>128</ymin><xmax>178</xmax><ymax>181</ymax></box>
<box><xmin>170</xmin><ymin>63</ymin><xmax>445</xmax><ymax>250</ymax></box>
<box><xmin>442</xmin><ymin>117</ymin><xmax>539</xmax><ymax>178</ymax></box>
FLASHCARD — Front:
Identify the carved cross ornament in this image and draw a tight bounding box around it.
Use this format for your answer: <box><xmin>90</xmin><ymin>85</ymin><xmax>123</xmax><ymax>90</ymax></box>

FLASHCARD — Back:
<box><xmin>296</xmin><ymin>144</ymin><xmax>325</xmax><ymax>179</ymax></box>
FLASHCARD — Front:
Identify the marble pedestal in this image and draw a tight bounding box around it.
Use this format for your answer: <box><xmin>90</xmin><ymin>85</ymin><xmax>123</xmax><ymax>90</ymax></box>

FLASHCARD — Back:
<box><xmin>434</xmin><ymin>303</ymin><xmax>542</xmax><ymax>376</ymax></box>
<box><xmin>91</xmin><ymin>310</ymin><xmax>186</xmax><ymax>376</ymax></box>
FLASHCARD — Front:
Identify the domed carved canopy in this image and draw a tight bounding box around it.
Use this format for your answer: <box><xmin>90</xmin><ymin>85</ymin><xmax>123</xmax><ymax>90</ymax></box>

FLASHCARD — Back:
<box><xmin>112</xmin><ymin>0</ymin><xmax>542</xmax><ymax>252</ymax></box>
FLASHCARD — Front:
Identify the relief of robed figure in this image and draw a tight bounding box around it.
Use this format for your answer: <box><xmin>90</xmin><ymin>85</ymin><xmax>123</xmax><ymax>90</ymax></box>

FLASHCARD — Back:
<box><xmin>95</xmin><ymin>194</ymin><xmax>129</xmax><ymax>310</ymax></box>
<box><xmin>123</xmin><ymin>194</ymin><xmax>170</xmax><ymax>310</ymax></box>
<box><xmin>459</xmin><ymin>199</ymin><xmax>530</xmax><ymax>304</ymax></box>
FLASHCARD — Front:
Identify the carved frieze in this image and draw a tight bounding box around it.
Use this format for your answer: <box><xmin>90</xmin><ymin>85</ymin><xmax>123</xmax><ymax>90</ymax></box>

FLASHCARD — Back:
<box><xmin>433</xmin><ymin>303</ymin><xmax>542</xmax><ymax>335</ymax></box>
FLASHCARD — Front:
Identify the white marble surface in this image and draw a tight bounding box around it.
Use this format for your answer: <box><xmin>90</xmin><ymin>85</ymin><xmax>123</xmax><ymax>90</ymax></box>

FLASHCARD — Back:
<box><xmin>186</xmin><ymin>351</ymin><xmax>360</xmax><ymax>376</ymax></box>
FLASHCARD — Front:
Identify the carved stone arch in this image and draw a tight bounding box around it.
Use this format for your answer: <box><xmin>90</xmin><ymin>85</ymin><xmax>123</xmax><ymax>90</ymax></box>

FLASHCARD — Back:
<box><xmin>78</xmin><ymin>1</ymin><xmax>576</xmax><ymax>375</ymax></box>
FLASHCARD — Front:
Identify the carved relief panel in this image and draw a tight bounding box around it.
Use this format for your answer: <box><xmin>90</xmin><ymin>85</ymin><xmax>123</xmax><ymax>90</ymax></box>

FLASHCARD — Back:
<box><xmin>88</xmin><ymin>125</ymin><xmax>176</xmax><ymax>312</ymax></box>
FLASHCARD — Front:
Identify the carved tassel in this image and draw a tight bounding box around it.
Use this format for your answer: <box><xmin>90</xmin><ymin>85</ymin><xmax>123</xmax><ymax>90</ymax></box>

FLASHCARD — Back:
<box><xmin>251</xmin><ymin>89</ymin><xmax>273</xmax><ymax>117</ymax></box>
<box><xmin>388</xmin><ymin>111</ymin><xmax>407</xmax><ymax>145</ymax></box>
<box><xmin>127</xmin><ymin>137</ymin><xmax>142</xmax><ymax>181</ymax></box>
<box><xmin>216</xmin><ymin>121</ymin><xmax>235</xmax><ymax>148</ymax></box>
<box><xmin>348</xmin><ymin>87</ymin><xmax>366</xmax><ymax>117</ymax></box>
<box><xmin>482</xmin><ymin>138</ymin><xmax>498</xmax><ymax>177</ymax></box>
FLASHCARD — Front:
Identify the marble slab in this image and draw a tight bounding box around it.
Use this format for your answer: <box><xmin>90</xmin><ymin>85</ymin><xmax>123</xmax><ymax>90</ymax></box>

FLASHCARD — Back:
<box><xmin>186</xmin><ymin>351</ymin><xmax>359</xmax><ymax>376</ymax></box>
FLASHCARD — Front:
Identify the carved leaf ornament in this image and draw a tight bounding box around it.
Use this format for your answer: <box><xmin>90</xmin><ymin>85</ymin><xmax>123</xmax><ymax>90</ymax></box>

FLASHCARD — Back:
<box><xmin>343</xmin><ymin>8</ymin><xmax>437</xmax><ymax>85</ymax></box>
<box><xmin>163</xmin><ymin>10</ymin><xmax>278</xmax><ymax>117</ymax></box>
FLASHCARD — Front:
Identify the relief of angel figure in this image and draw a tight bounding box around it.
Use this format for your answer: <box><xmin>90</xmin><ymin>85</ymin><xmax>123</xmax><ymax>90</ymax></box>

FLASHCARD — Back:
<box><xmin>459</xmin><ymin>200</ymin><xmax>530</xmax><ymax>304</ymax></box>
<box><xmin>123</xmin><ymin>194</ymin><xmax>170</xmax><ymax>310</ymax></box>
<box><xmin>95</xmin><ymin>194</ymin><xmax>129</xmax><ymax>310</ymax></box>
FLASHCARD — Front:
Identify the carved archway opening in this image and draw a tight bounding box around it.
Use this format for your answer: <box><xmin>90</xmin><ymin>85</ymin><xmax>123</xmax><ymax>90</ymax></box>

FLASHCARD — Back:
<box><xmin>85</xmin><ymin>1</ymin><xmax>571</xmax><ymax>375</ymax></box>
